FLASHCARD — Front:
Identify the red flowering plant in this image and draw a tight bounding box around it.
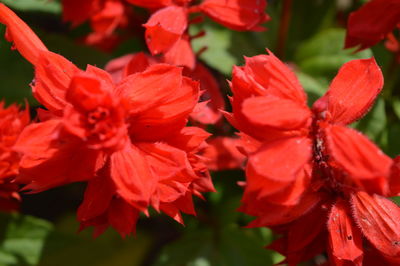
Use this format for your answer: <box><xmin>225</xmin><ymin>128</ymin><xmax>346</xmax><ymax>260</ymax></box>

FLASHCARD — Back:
<box><xmin>345</xmin><ymin>0</ymin><xmax>400</xmax><ymax>62</ymax></box>
<box><xmin>139</xmin><ymin>0</ymin><xmax>269</xmax><ymax>69</ymax></box>
<box><xmin>227</xmin><ymin>50</ymin><xmax>400</xmax><ymax>264</ymax></box>
<box><xmin>62</xmin><ymin>0</ymin><xmax>135</xmax><ymax>51</ymax></box>
<box><xmin>104</xmin><ymin>52</ymin><xmax>225</xmax><ymax>125</ymax></box>
<box><xmin>0</xmin><ymin>3</ymin><xmax>214</xmax><ymax>237</ymax></box>
<box><xmin>0</xmin><ymin>102</ymin><xmax>30</xmax><ymax>212</ymax></box>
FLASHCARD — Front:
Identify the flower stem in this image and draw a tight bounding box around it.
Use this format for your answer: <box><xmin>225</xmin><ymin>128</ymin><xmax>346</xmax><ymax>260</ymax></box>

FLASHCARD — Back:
<box><xmin>276</xmin><ymin>0</ymin><xmax>293</xmax><ymax>59</ymax></box>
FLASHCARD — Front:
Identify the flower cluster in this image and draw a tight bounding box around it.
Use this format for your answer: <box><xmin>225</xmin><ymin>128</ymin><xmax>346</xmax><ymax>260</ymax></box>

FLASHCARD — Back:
<box><xmin>228</xmin><ymin>51</ymin><xmax>400</xmax><ymax>264</ymax></box>
<box><xmin>0</xmin><ymin>1</ymin><xmax>400</xmax><ymax>265</ymax></box>
<box><xmin>345</xmin><ymin>0</ymin><xmax>400</xmax><ymax>61</ymax></box>
<box><xmin>0</xmin><ymin>4</ymin><xmax>214</xmax><ymax>236</ymax></box>
<box><xmin>0</xmin><ymin>102</ymin><xmax>30</xmax><ymax>212</ymax></box>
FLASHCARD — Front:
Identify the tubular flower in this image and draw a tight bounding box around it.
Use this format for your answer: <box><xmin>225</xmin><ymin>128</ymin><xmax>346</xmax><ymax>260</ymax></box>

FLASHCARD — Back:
<box><xmin>62</xmin><ymin>0</ymin><xmax>134</xmax><ymax>51</ymax></box>
<box><xmin>0</xmin><ymin>4</ymin><xmax>214</xmax><ymax>237</ymax></box>
<box><xmin>134</xmin><ymin>0</ymin><xmax>269</xmax><ymax>69</ymax></box>
<box><xmin>228</xmin><ymin>50</ymin><xmax>400</xmax><ymax>264</ymax></box>
<box><xmin>345</xmin><ymin>0</ymin><xmax>400</xmax><ymax>51</ymax></box>
<box><xmin>105</xmin><ymin>52</ymin><xmax>225</xmax><ymax>125</ymax></box>
<box><xmin>0</xmin><ymin>102</ymin><xmax>30</xmax><ymax>212</ymax></box>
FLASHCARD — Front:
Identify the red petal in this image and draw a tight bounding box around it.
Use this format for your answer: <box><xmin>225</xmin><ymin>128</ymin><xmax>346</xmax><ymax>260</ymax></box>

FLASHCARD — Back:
<box><xmin>15</xmin><ymin>120</ymin><xmax>103</xmax><ymax>192</ymax></box>
<box><xmin>262</xmin><ymin>163</ymin><xmax>312</xmax><ymax>206</ymax></box>
<box><xmin>202</xmin><ymin>137</ymin><xmax>245</xmax><ymax>171</ymax></box>
<box><xmin>327</xmin><ymin>199</ymin><xmax>363</xmax><ymax>264</ymax></box>
<box><xmin>62</xmin><ymin>0</ymin><xmax>100</xmax><ymax>26</ymax></box>
<box><xmin>241</xmin><ymin>95</ymin><xmax>311</xmax><ymax>130</ymax></box>
<box><xmin>345</xmin><ymin>0</ymin><xmax>400</xmax><ymax>50</ymax></box>
<box><xmin>117</xmin><ymin>64</ymin><xmax>199</xmax><ymax>141</ymax></box>
<box><xmin>110</xmin><ymin>144</ymin><xmax>155</xmax><ymax>210</ymax></box>
<box><xmin>0</xmin><ymin>4</ymin><xmax>47</xmax><ymax>65</ymax></box>
<box><xmin>351</xmin><ymin>191</ymin><xmax>400</xmax><ymax>258</ymax></box>
<box><xmin>390</xmin><ymin>156</ymin><xmax>400</xmax><ymax>196</ymax></box>
<box><xmin>144</xmin><ymin>6</ymin><xmax>187</xmax><ymax>55</ymax></box>
<box><xmin>324</xmin><ymin>124</ymin><xmax>392</xmax><ymax>194</ymax></box>
<box><xmin>200</xmin><ymin>0</ymin><xmax>270</xmax><ymax>31</ymax></box>
<box><xmin>242</xmin><ymin>192</ymin><xmax>322</xmax><ymax>227</ymax></box>
<box><xmin>34</xmin><ymin>51</ymin><xmax>81</xmax><ymax>115</ymax></box>
<box><xmin>313</xmin><ymin>58</ymin><xmax>383</xmax><ymax>125</ymax></box>
<box><xmin>186</xmin><ymin>62</ymin><xmax>225</xmax><ymax>124</ymax></box>
<box><xmin>108</xmin><ymin>197</ymin><xmax>139</xmax><ymax>237</ymax></box>
<box><xmin>77</xmin><ymin>174</ymin><xmax>115</xmax><ymax>222</ymax></box>
<box><xmin>246</xmin><ymin>136</ymin><xmax>312</xmax><ymax>197</ymax></box>
<box><xmin>125</xmin><ymin>0</ymin><xmax>171</xmax><ymax>8</ymax></box>
<box><xmin>161</xmin><ymin>35</ymin><xmax>195</xmax><ymax>70</ymax></box>
<box><xmin>165</xmin><ymin>126</ymin><xmax>210</xmax><ymax>152</ymax></box>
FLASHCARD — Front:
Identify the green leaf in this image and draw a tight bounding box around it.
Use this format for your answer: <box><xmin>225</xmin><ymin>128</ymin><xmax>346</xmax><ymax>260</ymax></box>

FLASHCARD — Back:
<box><xmin>296</xmin><ymin>71</ymin><xmax>329</xmax><ymax>106</ymax></box>
<box><xmin>295</xmin><ymin>28</ymin><xmax>373</xmax><ymax>78</ymax></box>
<box><xmin>354</xmin><ymin>98</ymin><xmax>386</xmax><ymax>143</ymax></box>
<box><xmin>0</xmin><ymin>213</ymin><xmax>52</xmax><ymax>266</ymax></box>
<box><xmin>0</xmin><ymin>0</ymin><xmax>61</xmax><ymax>14</ymax></box>
<box><xmin>155</xmin><ymin>225</ymin><xmax>273</xmax><ymax>266</ymax></box>
<box><xmin>191</xmin><ymin>23</ymin><xmax>238</xmax><ymax>76</ymax></box>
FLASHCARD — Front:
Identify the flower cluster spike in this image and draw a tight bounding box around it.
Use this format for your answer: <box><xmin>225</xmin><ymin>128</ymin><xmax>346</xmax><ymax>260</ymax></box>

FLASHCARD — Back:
<box><xmin>227</xmin><ymin>50</ymin><xmax>400</xmax><ymax>264</ymax></box>
<box><xmin>0</xmin><ymin>102</ymin><xmax>30</xmax><ymax>212</ymax></box>
<box><xmin>345</xmin><ymin>0</ymin><xmax>400</xmax><ymax>53</ymax></box>
<box><xmin>0</xmin><ymin>3</ymin><xmax>214</xmax><ymax>237</ymax></box>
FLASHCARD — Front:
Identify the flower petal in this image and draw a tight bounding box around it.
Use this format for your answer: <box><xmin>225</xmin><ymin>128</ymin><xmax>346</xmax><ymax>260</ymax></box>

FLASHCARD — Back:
<box><xmin>144</xmin><ymin>6</ymin><xmax>187</xmax><ymax>55</ymax></box>
<box><xmin>324</xmin><ymin>124</ymin><xmax>392</xmax><ymax>194</ymax></box>
<box><xmin>345</xmin><ymin>0</ymin><xmax>400</xmax><ymax>50</ymax></box>
<box><xmin>313</xmin><ymin>58</ymin><xmax>383</xmax><ymax>125</ymax></box>
<box><xmin>125</xmin><ymin>0</ymin><xmax>171</xmax><ymax>8</ymax></box>
<box><xmin>108</xmin><ymin>197</ymin><xmax>139</xmax><ymax>237</ymax></box>
<box><xmin>110</xmin><ymin>144</ymin><xmax>155</xmax><ymax>210</ymax></box>
<box><xmin>117</xmin><ymin>64</ymin><xmax>199</xmax><ymax>141</ymax></box>
<box><xmin>327</xmin><ymin>199</ymin><xmax>363</xmax><ymax>264</ymax></box>
<box><xmin>77</xmin><ymin>173</ymin><xmax>115</xmax><ymax>222</ymax></box>
<box><xmin>200</xmin><ymin>0</ymin><xmax>270</xmax><ymax>31</ymax></box>
<box><xmin>246</xmin><ymin>136</ymin><xmax>312</xmax><ymax>197</ymax></box>
<box><xmin>15</xmin><ymin>120</ymin><xmax>103</xmax><ymax>192</ymax></box>
<box><xmin>0</xmin><ymin>3</ymin><xmax>47</xmax><ymax>65</ymax></box>
<box><xmin>34</xmin><ymin>51</ymin><xmax>81</xmax><ymax>115</ymax></box>
<box><xmin>351</xmin><ymin>191</ymin><xmax>400</xmax><ymax>258</ymax></box>
<box><xmin>162</xmin><ymin>35</ymin><xmax>195</xmax><ymax>70</ymax></box>
<box><xmin>241</xmin><ymin>95</ymin><xmax>311</xmax><ymax>130</ymax></box>
<box><xmin>186</xmin><ymin>62</ymin><xmax>225</xmax><ymax>124</ymax></box>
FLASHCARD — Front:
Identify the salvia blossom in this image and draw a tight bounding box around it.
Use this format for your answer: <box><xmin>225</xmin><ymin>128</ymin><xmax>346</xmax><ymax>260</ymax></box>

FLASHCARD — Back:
<box><xmin>227</xmin><ymin>50</ymin><xmax>400</xmax><ymax>264</ymax></box>
<box><xmin>0</xmin><ymin>102</ymin><xmax>29</xmax><ymax>212</ymax></box>
<box><xmin>202</xmin><ymin>137</ymin><xmax>246</xmax><ymax>171</ymax></box>
<box><xmin>131</xmin><ymin>0</ymin><xmax>269</xmax><ymax>69</ymax></box>
<box><xmin>62</xmin><ymin>0</ymin><xmax>134</xmax><ymax>51</ymax></box>
<box><xmin>105</xmin><ymin>52</ymin><xmax>225</xmax><ymax>125</ymax></box>
<box><xmin>0</xmin><ymin>4</ymin><xmax>214</xmax><ymax>237</ymax></box>
<box><xmin>345</xmin><ymin>0</ymin><xmax>400</xmax><ymax>51</ymax></box>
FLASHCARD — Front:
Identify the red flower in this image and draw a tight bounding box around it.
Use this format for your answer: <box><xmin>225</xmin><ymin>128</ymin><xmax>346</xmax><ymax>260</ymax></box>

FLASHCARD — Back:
<box><xmin>139</xmin><ymin>0</ymin><xmax>269</xmax><ymax>69</ymax></box>
<box><xmin>62</xmin><ymin>0</ymin><xmax>134</xmax><ymax>51</ymax></box>
<box><xmin>228</xmin><ymin>50</ymin><xmax>400</xmax><ymax>264</ymax></box>
<box><xmin>105</xmin><ymin>52</ymin><xmax>225</xmax><ymax>125</ymax></box>
<box><xmin>345</xmin><ymin>0</ymin><xmax>400</xmax><ymax>50</ymax></box>
<box><xmin>0</xmin><ymin>102</ymin><xmax>30</xmax><ymax>212</ymax></box>
<box><xmin>0</xmin><ymin>4</ymin><xmax>214</xmax><ymax>237</ymax></box>
<box><xmin>202</xmin><ymin>137</ymin><xmax>246</xmax><ymax>171</ymax></box>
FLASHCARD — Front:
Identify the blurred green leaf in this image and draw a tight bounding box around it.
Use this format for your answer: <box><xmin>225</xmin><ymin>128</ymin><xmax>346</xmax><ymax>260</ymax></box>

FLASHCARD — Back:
<box><xmin>0</xmin><ymin>213</ymin><xmax>52</xmax><ymax>266</ymax></box>
<box><xmin>39</xmin><ymin>214</ymin><xmax>152</xmax><ymax>266</ymax></box>
<box><xmin>296</xmin><ymin>71</ymin><xmax>329</xmax><ymax>105</ymax></box>
<box><xmin>155</xmin><ymin>225</ymin><xmax>273</xmax><ymax>266</ymax></box>
<box><xmin>295</xmin><ymin>28</ymin><xmax>373</xmax><ymax>77</ymax></box>
<box><xmin>392</xmin><ymin>98</ymin><xmax>400</xmax><ymax>120</ymax></box>
<box><xmin>0</xmin><ymin>0</ymin><xmax>61</xmax><ymax>14</ymax></box>
<box><xmin>354</xmin><ymin>98</ymin><xmax>386</xmax><ymax>142</ymax></box>
<box><xmin>192</xmin><ymin>23</ymin><xmax>238</xmax><ymax>76</ymax></box>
